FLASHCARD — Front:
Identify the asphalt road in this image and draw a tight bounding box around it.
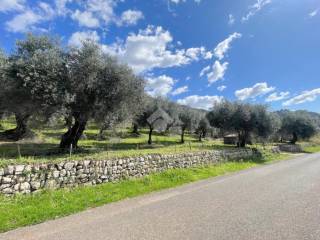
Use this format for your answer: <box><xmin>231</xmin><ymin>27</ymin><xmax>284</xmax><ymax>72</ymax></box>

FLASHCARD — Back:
<box><xmin>2</xmin><ymin>153</ymin><xmax>320</xmax><ymax>240</ymax></box>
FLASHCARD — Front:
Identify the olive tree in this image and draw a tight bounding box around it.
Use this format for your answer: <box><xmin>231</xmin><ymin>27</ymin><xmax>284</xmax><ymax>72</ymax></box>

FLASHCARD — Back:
<box><xmin>0</xmin><ymin>34</ymin><xmax>67</xmax><ymax>140</ymax></box>
<box><xmin>196</xmin><ymin>117</ymin><xmax>211</xmax><ymax>142</ymax></box>
<box><xmin>206</xmin><ymin>101</ymin><xmax>235</xmax><ymax>137</ymax></box>
<box><xmin>134</xmin><ymin>97</ymin><xmax>173</xmax><ymax>144</ymax></box>
<box><xmin>280</xmin><ymin>112</ymin><xmax>317</xmax><ymax>144</ymax></box>
<box><xmin>208</xmin><ymin>101</ymin><xmax>273</xmax><ymax>147</ymax></box>
<box><xmin>95</xmin><ymin>104</ymin><xmax>132</xmax><ymax>139</ymax></box>
<box><xmin>178</xmin><ymin>108</ymin><xmax>201</xmax><ymax>144</ymax></box>
<box><xmin>60</xmin><ymin>41</ymin><xmax>144</xmax><ymax>148</ymax></box>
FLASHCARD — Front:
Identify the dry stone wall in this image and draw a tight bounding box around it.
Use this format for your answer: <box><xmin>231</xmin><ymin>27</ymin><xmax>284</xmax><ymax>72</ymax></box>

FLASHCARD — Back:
<box><xmin>279</xmin><ymin>144</ymin><xmax>303</xmax><ymax>153</ymax></box>
<box><xmin>0</xmin><ymin>149</ymin><xmax>259</xmax><ymax>195</ymax></box>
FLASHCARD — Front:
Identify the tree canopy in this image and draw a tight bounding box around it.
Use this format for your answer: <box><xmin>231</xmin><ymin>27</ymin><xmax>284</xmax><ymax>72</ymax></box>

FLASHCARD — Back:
<box><xmin>0</xmin><ymin>34</ymin><xmax>66</xmax><ymax>140</ymax></box>
<box><xmin>279</xmin><ymin>112</ymin><xmax>317</xmax><ymax>144</ymax></box>
<box><xmin>207</xmin><ymin>101</ymin><xmax>273</xmax><ymax>147</ymax></box>
<box><xmin>60</xmin><ymin>41</ymin><xmax>145</xmax><ymax>148</ymax></box>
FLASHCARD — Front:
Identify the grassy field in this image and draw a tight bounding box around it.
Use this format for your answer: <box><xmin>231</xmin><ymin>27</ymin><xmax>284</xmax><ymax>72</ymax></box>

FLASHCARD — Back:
<box><xmin>0</xmin><ymin>151</ymin><xmax>290</xmax><ymax>233</ymax></box>
<box><xmin>0</xmin><ymin>117</ymin><xmax>236</xmax><ymax>167</ymax></box>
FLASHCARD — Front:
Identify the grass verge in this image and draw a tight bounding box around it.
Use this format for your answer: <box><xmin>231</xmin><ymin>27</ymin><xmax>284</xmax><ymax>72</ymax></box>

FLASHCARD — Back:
<box><xmin>0</xmin><ymin>152</ymin><xmax>291</xmax><ymax>233</ymax></box>
<box><xmin>303</xmin><ymin>145</ymin><xmax>320</xmax><ymax>153</ymax></box>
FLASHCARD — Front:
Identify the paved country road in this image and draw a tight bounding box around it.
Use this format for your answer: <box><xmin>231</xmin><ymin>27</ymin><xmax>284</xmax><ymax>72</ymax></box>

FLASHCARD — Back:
<box><xmin>1</xmin><ymin>153</ymin><xmax>320</xmax><ymax>240</ymax></box>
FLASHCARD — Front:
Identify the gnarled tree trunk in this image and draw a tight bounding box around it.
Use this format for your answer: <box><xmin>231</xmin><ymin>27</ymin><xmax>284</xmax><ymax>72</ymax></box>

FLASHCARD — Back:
<box><xmin>60</xmin><ymin>114</ymin><xmax>87</xmax><ymax>149</ymax></box>
<box><xmin>181</xmin><ymin>128</ymin><xmax>185</xmax><ymax>144</ymax></box>
<box><xmin>0</xmin><ymin>113</ymin><xmax>33</xmax><ymax>141</ymax></box>
<box><xmin>64</xmin><ymin>115</ymin><xmax>73</xmax><ymax>130</ymax></box>
<box><xmin>132</xmin><ymin>123</ymin><xmax>140</xmax><ymax>135</ymax></box>
<box><xmin>291</xmin><ymin>132</ymin><xmax>298</xmax><ymax>145</ymax></box>
<box><xmin>148</xmin><ymin>125</ymin><xmax>153</xmax><ymax>145</ymax></box>
<box><xmin>238</xmin><ymin>131</ymin><xmax>248</xmax><ymax>148</ymax></box>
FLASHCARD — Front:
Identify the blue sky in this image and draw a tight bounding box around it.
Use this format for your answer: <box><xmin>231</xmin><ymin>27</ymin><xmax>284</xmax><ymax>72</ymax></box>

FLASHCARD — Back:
<box><xmin>0</xmin><ymin>0</ymin><xmax>319</xmax><ymax>112</ymax></box>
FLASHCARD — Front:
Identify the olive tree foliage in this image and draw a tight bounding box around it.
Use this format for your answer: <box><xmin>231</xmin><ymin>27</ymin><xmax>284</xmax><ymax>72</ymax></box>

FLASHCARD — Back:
<box><xmin>196</xmin><ymin>117</ymin><xmax>211</xmax><ymax>142</ymax></box>
<box><xmin>0</xmin><ymin>34</ymin><xmax>67</xmax><ymax>140</ymax></box>
<box><xmin>178</xmin><ymin>108</ymin><xmax>202</xmax><ymax>143</ymax></box>
<box><xmin>279</xmin><ymin>112</ymin><xmax>317</xmax><ymax>144</ymax></box>
<box><xmin>133</xmin><ymin>97</ymin><xmax>173</xmax><ymax>144</ymax></box>
<box><xmin>60</xmin><ymin>41</ymin><xmax>144</xmax><ymax>148</ymax></box>
<box><xmin>206</xmin><ymin>101</ymin><xmax>235</xmax><ymax>137</ymax></box>
<box><xmin>207</xmin><ymin>101</ymin><xmax>273</xmax><ymax>147</ymax></box>
<box><xmin>95</xmin><ymin>104</ymin><xmax>133</xmax><ymax>140</ymax></box>
<box><xmin>267</xmin><ymin>112</ymin><xmax>282</xmax><ymax>142</ymax></box>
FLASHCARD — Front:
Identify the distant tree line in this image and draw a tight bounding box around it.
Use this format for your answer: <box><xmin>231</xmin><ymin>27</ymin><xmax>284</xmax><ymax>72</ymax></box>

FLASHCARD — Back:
<box><xmin>0</xmin><ymin>34</ymin><xmax>318</xmax><ymax>149</ymax></box>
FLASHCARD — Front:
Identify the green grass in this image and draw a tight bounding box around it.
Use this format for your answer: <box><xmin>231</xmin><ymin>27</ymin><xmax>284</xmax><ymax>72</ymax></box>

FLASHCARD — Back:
<box><xmin>303</xmin><ymin>145</ymin><xmax>320</xmax><ymax>153</ymax></box>
<box><xmin>0</xmin><ymin>152</ymin><xmax>291</xmax><ymax>233</ymax></box>
<box><xmin>301</xmin><ymin>134</ymin><xmax>320</xmax><ymax>153</ymax></box>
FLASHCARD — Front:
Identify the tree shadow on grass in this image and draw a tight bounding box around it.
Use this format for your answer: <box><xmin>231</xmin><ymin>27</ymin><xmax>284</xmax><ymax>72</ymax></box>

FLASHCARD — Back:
<box><xmin>0</xmin><ymin>142</ymin><xmax>60</xmax><ymax>158</ymax></box>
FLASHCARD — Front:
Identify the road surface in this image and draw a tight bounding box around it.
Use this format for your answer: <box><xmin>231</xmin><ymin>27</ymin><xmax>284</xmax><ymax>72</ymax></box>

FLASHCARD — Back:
<box><xmin>1</xmin><ymin>153</ymin><xmax>320</xmax><ymax>240</ymax></box>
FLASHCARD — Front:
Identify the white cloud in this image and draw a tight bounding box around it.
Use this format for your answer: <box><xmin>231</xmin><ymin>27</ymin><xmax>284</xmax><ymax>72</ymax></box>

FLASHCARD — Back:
<box><xmin>265</xmin><ymin>91</ymin><xmax>289</xmax><ymax>102</ymax></box>
<box><xmin>228</xmin><ymin>14</ymin><xmax>235</xmax><ymax>25</ymax></box>
<box><xmin>71</xmin><ymin>10</ymin><xmax>100</xmax><ymax>28</ymax></box>
<box><xmin>70</xmin><ymin>1</ymin><xmax>144</xmax><ymax>28</ymax></box>
<box><xmin>309</xmin><ymin>9</ymin><xmax>319</xmax><ymax>18</ymax></box>
<box><xmin>87</xmin><ymin>0</ymin><xmax>116</xmax><ymax>24</ymax></box>
<box><xmin>117</xmin><ymin>10</ymin><xmax>144</xmax><ymax>26</ymax></box>
<box><xmin>283</xmin><ymin>88</ymin><xmax>320</xmax><ymax>106</ymax></box>
<box><xmin>68</xmin><ymin>30</ymin><xmax>100</xmax><ymax>47</ymax></box>
<box><xmin>207</xmin><ymin>61</ymin><xmax>229</xmax><ymax>84</ymax></box>
<box><xmin>214</xmin><ymin>32</ymin><xmax>242</xmax><ymax>60</ymax></box>
<box><xmin>242</xmin><ymin>0</ymin><xmax>272</xmax><ymax>22</ymax></box>
<box><xmin>38</xmin><ymin>2</ymin><xmax>55</xmax><ymax>18</ymax></box>
<box><xmin>5</xmin><ymin>2</ymin><xmax>56</xmax><ymax>32</ymax></box>
<box><xmin>177</xmin><ymin>95</ymin><xmax>224</xmax><ymax>110</ymax></box>
<box><xmin>185</xmin><ymin>47</ymin><xmax>210</xmax><ymax>61</ymax></box>
<box><xmin>0</xmin><ymin>0</ymin><xmax>25</xmax><ymax>12</ymax></box>
<box><xmin>145</xmin><ymin>75</ymin><xmax>175</xmax><ymax>97</ymax></box>
<box><xmin>172</xmin><ymin>86</ymin><xmax>188</xmax><ymax>96</ymax></box>
<box><xmin>200</xmin><ymin>65</ymin><xmax>210</xmax><ymax>77</ymax></box>
<box><xmin>235</xmin><ymin>82</ymin><xmax>275</xmax><ymax>101</ymax></box>
<box><xmin>55</xmin><ymin>0</ymin><xmax>73</xmax><ymax>16</ymax></box>
<box><xmin>102</xmin><ymin>25</ymin><xmax>207</xmax><ymax>73</ymax></box>
<box><xmin>217</xmin><ymin>85</ymin><xmax>227</xmax><ymax>92</ymax></box>
<box><xmin>6</xmin><ymin>10</ymin><xmax>42</xmax><ymax>32</ymax></box>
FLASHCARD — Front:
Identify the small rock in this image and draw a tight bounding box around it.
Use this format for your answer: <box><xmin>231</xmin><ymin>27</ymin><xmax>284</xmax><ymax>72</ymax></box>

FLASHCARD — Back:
<box><xmin>60</xmin><ymin>169</ymin><xmax>67</xmax><ymax>177</ymax></box>
<box><xmin>83</xmin><ymin>160</ymin><xmax>91</xmax><ymax>167</ymax></box>
<box><xmin>2</xmin><ymin>177</ymin><xmax>12</xmax><ymax>184</ymax></box>
<box><xmin>5</xmin><ymin>166</ymin><xmax>14</xmax><ymax>175</ymax></box>
<box><xmin>64</xmin><ymin>162</ymin><xmax>74</xmax><ymax>171</ymax></box>
<box><xmin>52</xmin><ymin>171</ymin><xmax>60</xmax><ymax>178</ymax></box>
<box><xmin>45</xmin><ymin>180</ymin><xmax>57</xmax><ymax>189</ymax></box>
<box><xmin>2</xmin><ymin>188</ymin><xmax>13</xmax><ymax>194</ymax></box>
<box><xmin>15</xmin><ymin>165</ymin><xmax>25</xmax><ymax>174</ymax></box>
<box><xmin>14</xmin><ymin>183</ymin><xmax>20</xmax><ymax>191</ymax></box>
<box><xmin>20</xmin><ymin>182</ymin><xmax>30</xmax><ymax>191</ymax></box>
<box><xmin>30</xmin><ymin>181</ymin><xmax>41</xmax><ymax>190</ymax></box>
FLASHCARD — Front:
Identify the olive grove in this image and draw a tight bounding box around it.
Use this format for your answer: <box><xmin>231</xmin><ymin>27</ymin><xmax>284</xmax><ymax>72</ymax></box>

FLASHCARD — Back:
<box><xmin>0</xmin><ymin>33</ymin><xmax>318</xmax><ymax>149</ymax></box>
